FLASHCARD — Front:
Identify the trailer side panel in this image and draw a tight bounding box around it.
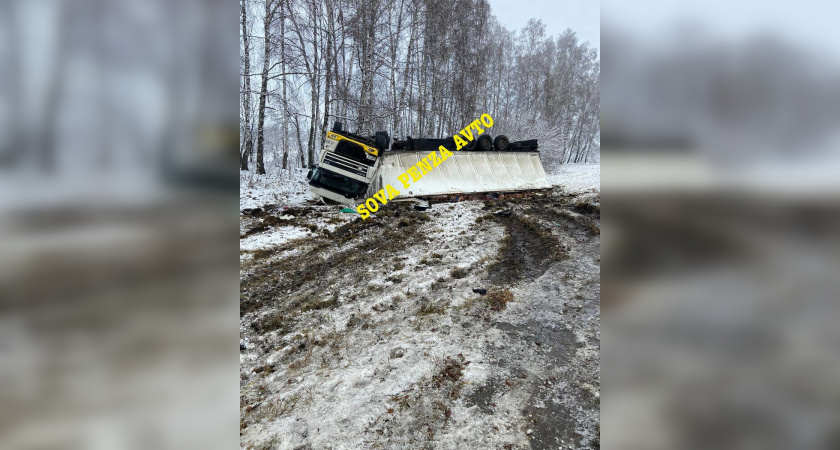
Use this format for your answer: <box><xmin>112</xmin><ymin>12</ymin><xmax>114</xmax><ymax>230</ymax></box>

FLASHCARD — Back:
<box><xmin>375</xmin><ymin>151</ymin><xmax>550</xmax><ymax>198</ymax></box>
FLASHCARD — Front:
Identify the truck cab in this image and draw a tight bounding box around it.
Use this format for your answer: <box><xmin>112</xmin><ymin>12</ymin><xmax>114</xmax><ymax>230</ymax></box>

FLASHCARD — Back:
<box><xmin>308</xmin><ymin>122</ymin><xmax>388</xmax><ymax>205</ymax></box>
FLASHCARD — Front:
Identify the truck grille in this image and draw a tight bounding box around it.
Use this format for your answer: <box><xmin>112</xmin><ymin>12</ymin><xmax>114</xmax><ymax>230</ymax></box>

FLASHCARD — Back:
<box><xmin>323</xmin><ymin>153</ymin><xmax>369</xmax><ymax>177</ymax></box>
<box><xmin>335</xmin><ymin>140</ymin><xmax>376</xmax><ymax>166</ymax></box>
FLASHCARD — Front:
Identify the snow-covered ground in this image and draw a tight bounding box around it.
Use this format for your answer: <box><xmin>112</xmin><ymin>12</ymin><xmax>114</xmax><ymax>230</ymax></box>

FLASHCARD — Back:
<box><xmin>240</xmin><ymin>168</ymin><xmax>312</xmax><ymax>210</ymax></box>
<box><xmin>546</xmin><ymin>163</ymin><xmax>600</xmax><ymax>194</ymax></box>
<box><xmin>239</xmin><ymin>164</ymin><xmax>600</xmax><ymax>449</ymax></box>
<box><xmin>240</xmin><ymin>226</ymin><xmax>315</xmax><ymax>252</ymax></box>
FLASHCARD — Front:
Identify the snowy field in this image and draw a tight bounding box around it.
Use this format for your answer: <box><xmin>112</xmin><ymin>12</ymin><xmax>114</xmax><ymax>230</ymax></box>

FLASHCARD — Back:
<box><xmin>546</xmin><ymin>163</ymin><xmax>600</xmax><ymax>194</ymax></box>
<box><xmin>240</xmin><ymin>168</ymin><xmax>311</xmax><ymax>210</ymax></box>
<box><xmin>239</xmin><ymin>164</ymin><xmax>600</xmax><ymax>449</ymax></box>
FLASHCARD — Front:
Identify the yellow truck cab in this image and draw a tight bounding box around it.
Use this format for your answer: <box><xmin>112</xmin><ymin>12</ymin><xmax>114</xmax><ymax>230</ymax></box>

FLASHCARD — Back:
<box><xmin>306</xmin><ymin>122</ymin><xmax>388</xmax><ymax>204</ymax></box>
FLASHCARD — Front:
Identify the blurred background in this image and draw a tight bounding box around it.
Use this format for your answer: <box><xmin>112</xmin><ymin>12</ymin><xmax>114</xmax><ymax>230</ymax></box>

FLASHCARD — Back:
<box><xmin>601</xmin><ymin>1</ymin><xmax>840</xmax><ymax>449</ymax></box>
<box><xmin>0</xmin><ymin>1</ymin><xmax>239</xmax><ymax>449</ymax></box>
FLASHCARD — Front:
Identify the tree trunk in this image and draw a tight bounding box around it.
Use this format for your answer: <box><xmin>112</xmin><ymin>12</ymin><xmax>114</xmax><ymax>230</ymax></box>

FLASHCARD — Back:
<box><xmin>256</xmin><ymin>0</ymin><xmax>277</xmax><ymax>175</ymax></box>
<box><xmin>306</xmin><ymin>0</ymin><xmax>320</xmax><ymax>166</ymax></box>
<box><xmin>280</xmin><ymin>0</ymin><xmax>288</xmax><ymax>170</ymax></box>
<box><xmin>321</xmin><ymin>0</ymin><xmax>334</xmax><ymax>147</ymax></box>
<box><xmin>293</xmin><ymin>115</ymin><xmax>306</xmax><ymax>168</ymax></box>
<box><xmin>256</xmin><ymin>51</ymin><xmax>269</xmax><ymax>174</ymax></box>
<box><xmin>358</xmin><ymin>0</ymin><xmax>378</xmax><ymax>133</ymax></box>
<box><xmin>240</xmin><ymin>0</ymin><xmax>253</xmax><ymax>171</ymax></box>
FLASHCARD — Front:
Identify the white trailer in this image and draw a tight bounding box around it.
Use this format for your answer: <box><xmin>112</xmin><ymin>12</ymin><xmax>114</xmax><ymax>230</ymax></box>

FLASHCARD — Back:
<box><xmin>372</xmin><ymin>151</ymin><xmax>549</xmax><ymax>200</ymax></box>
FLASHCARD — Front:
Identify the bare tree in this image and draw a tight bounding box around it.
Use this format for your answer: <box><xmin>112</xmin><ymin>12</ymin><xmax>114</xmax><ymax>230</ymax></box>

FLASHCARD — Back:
<box><xmin>240</xmin><ymin>0</ymin><xmax>600</xmax><ymax>176</ymax></box>
<box><xmin>256</xmin><ymin>0</ymin><xmax>282</xmax><ymax>174</ymax></box>
<box><xmin>356</xmin><ymin>0</ymin><xmax>381</xmax><ymax>133</ymax></box>
<box><xmin>279</xmin><ymin>0</ymin><xmax>289</xmax><ymax>171</ymax></box>
<box><xmin>240</xmin><ymin>0</ymin><xmax>254</xmax><ymax>170</ymax></box>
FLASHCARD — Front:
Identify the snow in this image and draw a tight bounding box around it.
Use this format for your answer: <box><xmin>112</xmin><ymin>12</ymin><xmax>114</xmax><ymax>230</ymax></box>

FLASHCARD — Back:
<box><xmin>546</xmin><ymin>163</ymin><xmax>600</xmax><ymax>193</ymax></box>
<box><xmin>239</xmin><ymin>226</ymin><xmax>314</xmax><ymax>252</ymax></box>
<box><xmin>240</xmin><ymin>168</ymin><xmax>312</xmax><ymax>210</ymax></box>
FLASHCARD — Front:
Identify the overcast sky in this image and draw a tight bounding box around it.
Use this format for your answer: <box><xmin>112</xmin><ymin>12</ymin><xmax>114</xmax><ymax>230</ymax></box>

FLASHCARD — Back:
<box><xmin>486</xmin><ymin>0</ymin><xmax>600</xmax><ymax>51</ymax></box>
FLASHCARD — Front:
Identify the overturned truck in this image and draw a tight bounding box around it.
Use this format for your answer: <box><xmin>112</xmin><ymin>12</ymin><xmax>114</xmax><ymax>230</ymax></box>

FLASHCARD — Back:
<box><xmin>307</xmin><ymin>122</ymin><xmax>549</xmax><ymax>206</ymax></box>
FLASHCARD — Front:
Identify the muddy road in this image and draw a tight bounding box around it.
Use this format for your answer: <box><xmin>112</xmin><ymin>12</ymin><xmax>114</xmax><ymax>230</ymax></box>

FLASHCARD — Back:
<box><xmin>240</xmin><ymin>189</ymin><xmax>600</xmax><ymax>449</ymax></box>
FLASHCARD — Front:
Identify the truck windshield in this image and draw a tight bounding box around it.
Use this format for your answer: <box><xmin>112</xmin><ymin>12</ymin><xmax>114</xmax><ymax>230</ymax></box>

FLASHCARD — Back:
<box><xmin>310</xmin><ymin>168</ymin><xmax>367</xmax><ymax>198</ymax></box>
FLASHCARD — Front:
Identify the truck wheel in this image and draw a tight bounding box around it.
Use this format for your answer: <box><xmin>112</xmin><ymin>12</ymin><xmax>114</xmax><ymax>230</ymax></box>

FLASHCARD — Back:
<box><xmin>477</xmin><ymin>134</ymin><xmax>493</xmax><ymax>151</ymax></box>
<box><xmin>464</xmin><ymin>138</ymin><xmax>478</xmax><ymax>151</ymax></box>
<box><xmin>381</xmin><ymin>131</ymin><xmax>390</xmax><ymax>150</ymax></box>
<box><xmin>375</xmin><ymin>133</ymin><xmax>387</xmax><ymax>152</ymax></box>
<box><xmin>493</xmin><ymin>135</ymin><xmax>510</xmax><ymax>151</ymax></box>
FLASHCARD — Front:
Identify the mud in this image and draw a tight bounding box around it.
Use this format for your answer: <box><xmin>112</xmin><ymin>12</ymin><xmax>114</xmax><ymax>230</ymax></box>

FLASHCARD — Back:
<box><xmin>524</xmin><ymin>399</ymin><xmax>579</xmax><ymax>450</ymax></box>
<box><xmin>240</xmin><ymin>203</ymin><xmax>427</xmax><ymax>317</ymax></box>
<box><xmin>239</xmin><ymin>190</ymin><xmax>600</xmax><ymax>449</ymax></box>
<box><xmin>487</xmin><ymin>213</ymin><xmax>562</xmax><ymax>285</ymax></box>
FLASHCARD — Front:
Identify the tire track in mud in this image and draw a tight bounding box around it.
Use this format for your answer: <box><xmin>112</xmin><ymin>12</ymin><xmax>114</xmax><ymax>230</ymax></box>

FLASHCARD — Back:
<box><xmin>240</xmin><ymin>205</ymin><xmax>430</xmax><ymax>319</ymax></box>
<box><xmin>239</xmin><ymin>192</ymin><xmax>601</xmax><ymax>449</ymax></box>
<box><xmin>464</xmin><ymin>192</ymin><xmax>601</xmax><ymax>450</ymax></box>
<box><xmin>240</xmin><ymin>205</ymin><xmax>440</xmax><ymax>443</ymax></box>
<box><xmin>487</xmin><ymin>212</ymin><xmax>565</xmax><ymax>285</ymax></box>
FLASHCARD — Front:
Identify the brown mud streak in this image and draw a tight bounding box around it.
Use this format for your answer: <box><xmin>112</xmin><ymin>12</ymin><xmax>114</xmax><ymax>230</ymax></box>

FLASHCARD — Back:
<box><xmin>522</xmin><ymin>191</ymin><xmax>601</xmax><ymax>239</ymax></box>
<box><xmin>240</xmin><ymin>204</ymin><xmax>429</xmax><ymax>319</ymax></box>
<box><xmin>487</xmin><ymin>212</ymin><xmax>564</xmax><ymax>285</ymax></box>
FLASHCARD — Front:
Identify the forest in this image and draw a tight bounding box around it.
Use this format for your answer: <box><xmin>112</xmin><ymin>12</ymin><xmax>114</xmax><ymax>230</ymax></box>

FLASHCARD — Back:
<box><xmin>240</xmin><ymin>0</ymin><xmax>600</xmax><ymax>175</ymax></box>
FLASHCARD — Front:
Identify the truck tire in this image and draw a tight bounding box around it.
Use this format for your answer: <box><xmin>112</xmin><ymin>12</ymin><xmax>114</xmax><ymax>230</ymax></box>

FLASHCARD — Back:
<box><xmin>375</xmin><ymin>132</ymin><xmax>388</xmax><ymax>152</ymax></box>
<box><xmin>477</xmin><ymin>133</ymin><xmax>493</xmax><ymax>151</ymax></box>
<box><xmin>444</xmin><ymin>136</ymin><xmax>457</xmax><ymax>151</ymax></box>
<box><xmin>464</xmin><ymin>138</ymin><xmax>478</xmax><ymax>151</ymax></box>
<box><xmin>381</xmin><ymin>131</ymin><xmax>390</xmax><ymax>150</ymax></box>
<box><xmin>493</xmin><ymin>135</ymin><xmax>510</xmax><ymax>151</ymax></box>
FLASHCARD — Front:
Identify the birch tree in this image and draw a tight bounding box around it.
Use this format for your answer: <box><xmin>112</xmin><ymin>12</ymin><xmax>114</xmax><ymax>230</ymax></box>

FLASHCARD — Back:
<box><xmin>256</xmin><ymin>0</ymin><xmax>282</xmax><ymax>174</ymax></box>
<box><xmin>240</xmin><ymin>0</ymin><xmax>254</xmax><ymax>170</ymax></box>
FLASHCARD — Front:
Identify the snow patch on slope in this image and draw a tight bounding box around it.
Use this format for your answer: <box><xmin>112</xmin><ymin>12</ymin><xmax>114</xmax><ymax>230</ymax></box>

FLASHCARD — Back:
<box><xmin>240</xmin><ymin>226</ymin><xmax>314</xmax><ymax>252</ymax></box>
<box><xmin>547</xmin><ymin>163</ymin><xmax>600</xmax><ymax>193</ymax></box>
<box><xmin>240</xmin><ymin>168</ymin><xmax>311</xmax><ymax>210</ymax></box>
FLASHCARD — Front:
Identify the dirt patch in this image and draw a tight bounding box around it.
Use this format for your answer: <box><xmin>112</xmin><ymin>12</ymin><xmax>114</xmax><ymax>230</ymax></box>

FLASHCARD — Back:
<box><xmin>417</xmin><ymin>300</ymin><xmax>446</xmax><ymax>316</ymax></box>
<box><xmin>572</xmin><ymin>197</ymin><xmax>601</xmax><ymax>218</ymax></box>
<box><xmin>524</xmin><ymin>398</ymin><xmax>580</xmax><ymax>450</ymax></box>
<box><xmin>241</xmin><ymin>206</ymin><xmax>270</xmax><ymax>217</ymax></box>
<box><xmin>486</xmin><ymin>289</ymin><xmax>514</xmax><ymax>311</ymax></box>
<box><xmin>240</xmin><ymin>204</ymin><xmax>428</xmax><ymax>318</ymax></box>
<box><xmin>450</xmin><ymin>267</ymin><xmax>468</xmax><ymax>279</ymax></box>
<box><xmin>432</xmin><ymin>354</ymin><xmax>468</xmax><ymax>387</ymax></box>
<box><xmin>253</xmin><ymin>311</ymin><xmax>295</xmax><ymax>335</ymax></box>
<box><xmin>487</xmin><ymin>213</ymin><xmax>563</xmax><ymax>285</ymax></box>
<box><xmin>518</xmin><ymin>191</ymin><xmax>601</xmax><ymax>240</ymax></box>
<box><xmin>241</xmin><ymin>214</ymin><xmax>296</xmax><ymax>237</ymax></box>
<box><xmin>463</xmin><ymin>379</ymin><xmax>501</xmax><ymax>414</ymax></box>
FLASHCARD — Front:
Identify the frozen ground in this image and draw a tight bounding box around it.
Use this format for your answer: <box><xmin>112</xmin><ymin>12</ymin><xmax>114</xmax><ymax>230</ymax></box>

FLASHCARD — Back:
<box><xmin>546</xmin><ymin>164</ymin><xmax>600</xmax><ymax>194</ymax></box>
<box><xmin>239</xmin><ymin>164</ymin><xmax>600</xmax><ymax>449</ymax></box>
<box><xmin>240</xmin><ymin>168</ymin><xmax>312</xmax><ymax>211</ymax></box>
